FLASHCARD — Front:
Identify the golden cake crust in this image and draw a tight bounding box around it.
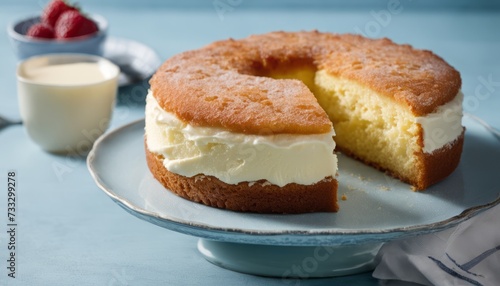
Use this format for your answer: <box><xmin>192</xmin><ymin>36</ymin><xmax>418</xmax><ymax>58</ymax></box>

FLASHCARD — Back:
<box><xmin>145</xmin><ymin>141</ymin><xmax>339</xmax><ymax>213</ymax></box>
<box><xmin>416</xmin><ymin>130</ymin><xmax>465</xmax><ymax>190</ymax></box>
<box><xmin>150</xmin><ymin>31</ymin><xmax>461</xmax><ymax>135</ymax></box>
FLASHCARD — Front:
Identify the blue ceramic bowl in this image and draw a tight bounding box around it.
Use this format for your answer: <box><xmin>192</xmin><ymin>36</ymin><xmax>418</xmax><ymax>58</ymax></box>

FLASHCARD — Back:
<box><xmin>7</xmin><ymin>14</ymin><xmax>108</xmax><ymax>60</ymax></box>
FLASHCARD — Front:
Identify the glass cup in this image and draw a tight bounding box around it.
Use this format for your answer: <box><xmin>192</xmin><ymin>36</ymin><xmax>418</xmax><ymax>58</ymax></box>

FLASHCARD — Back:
<box><xmin>17</xmin><ymin>53</ymin><xmax>119</xmax><ymax>153</ymax></box>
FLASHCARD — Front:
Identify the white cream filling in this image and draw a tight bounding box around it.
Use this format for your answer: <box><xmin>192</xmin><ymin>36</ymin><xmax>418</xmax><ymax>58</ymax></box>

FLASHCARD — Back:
<box><xmin>145</xmin><ymin>91</ymin><xmax>338</xmax><ymax>187</ymax></box>
<box><xmin>416</xmin><ymin>91</ymin><xmax>464</xmax><ymax>153</ymax></box>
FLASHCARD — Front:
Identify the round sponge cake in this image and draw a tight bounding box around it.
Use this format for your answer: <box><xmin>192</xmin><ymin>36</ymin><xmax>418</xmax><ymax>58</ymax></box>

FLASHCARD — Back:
<box><xmin>146</xmin><ymin>31</ymin><xmax>464</xmax><ymax>213</ymax></box>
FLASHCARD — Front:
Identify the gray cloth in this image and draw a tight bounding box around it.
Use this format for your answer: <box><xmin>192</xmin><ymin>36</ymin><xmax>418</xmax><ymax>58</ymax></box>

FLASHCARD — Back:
<box><xmin>373</xmin><ymin>204</ymin><xmax>500</xmax><ymax>286</ymax></box>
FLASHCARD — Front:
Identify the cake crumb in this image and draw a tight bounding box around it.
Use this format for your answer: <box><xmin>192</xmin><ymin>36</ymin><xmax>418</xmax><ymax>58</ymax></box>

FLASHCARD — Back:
<box><xmin>341</xmin><ymin>194</ymin><xmax>348</xmax><ymax>201</ymax></box>
<box><xmin>379</xmin><ymin>185</ymin><xmax>390</xmax><ymax>191</ymax></box>
<box><xmin>347</xmin><ymin>184</ymin><xmax>356</xmax><ymax>191</ymax></box>
<box><xmin>357</xmin><ymin>175</ymin><xmax>367</xmax><ymax>181</ymax></box>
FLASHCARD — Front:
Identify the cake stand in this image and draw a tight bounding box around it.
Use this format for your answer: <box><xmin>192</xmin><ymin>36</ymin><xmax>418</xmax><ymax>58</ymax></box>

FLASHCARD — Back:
<box><xmin>88</xmin><ymin>115</ymin><xmax>500</xmax><ymax>277</ymax></box>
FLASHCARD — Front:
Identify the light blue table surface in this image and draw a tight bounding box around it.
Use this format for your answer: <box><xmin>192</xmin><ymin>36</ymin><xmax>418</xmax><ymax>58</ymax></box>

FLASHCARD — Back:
<box><xmin>1</xmin><ymin>1</ymin><xmax>499</xmax><ymax>285</ymax></box>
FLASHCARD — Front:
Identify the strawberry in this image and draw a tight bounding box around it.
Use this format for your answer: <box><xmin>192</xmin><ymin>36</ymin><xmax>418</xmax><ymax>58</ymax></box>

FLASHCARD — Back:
<box><xmin>41</xmin><ymin>0</ymin><xmax>77</xmax><ymax>27</ymax></box>
<box><xmin>26</xmin><ymin>23</ymin><xmax>55</xmax><ymax>39</ymax></box>
<box><xmin>54</xmin><ymin>10</ymin><xmax>98</xmax><ymax>39</ymax></box>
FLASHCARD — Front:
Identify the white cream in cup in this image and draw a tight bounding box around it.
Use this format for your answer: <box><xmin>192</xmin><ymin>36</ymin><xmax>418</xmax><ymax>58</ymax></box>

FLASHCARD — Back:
<box><xmin>17</xmin><ymin>54</ymin><xmax>119</xmax><ymax>153</ymax></box>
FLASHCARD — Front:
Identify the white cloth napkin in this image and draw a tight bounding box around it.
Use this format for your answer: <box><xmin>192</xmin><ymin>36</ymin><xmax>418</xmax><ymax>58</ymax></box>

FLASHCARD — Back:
<box><xmin>373</xmin><ymin>204</ymin><xmax>500</xmax><ymax>286</ymax></box>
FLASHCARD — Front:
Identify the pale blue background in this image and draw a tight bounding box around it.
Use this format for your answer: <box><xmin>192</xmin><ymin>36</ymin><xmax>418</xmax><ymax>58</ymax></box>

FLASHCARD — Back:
<box><xmin>0</xmin><ymin>1</ymin><xmax>499</xmax><ymax>285</ymax></box>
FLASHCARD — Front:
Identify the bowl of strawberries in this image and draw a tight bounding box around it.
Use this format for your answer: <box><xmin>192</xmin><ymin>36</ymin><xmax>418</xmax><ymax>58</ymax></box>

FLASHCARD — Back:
<box><xmin>8</xmin><ymin>0</ymin><xmax>107</xmax><ymax>60</ymax></box>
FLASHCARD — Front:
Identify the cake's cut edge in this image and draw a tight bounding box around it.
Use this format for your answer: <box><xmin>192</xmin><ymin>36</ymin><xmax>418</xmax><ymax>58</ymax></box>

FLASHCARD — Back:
<box><xmin>145</xmin><ymin>140</ymin><xmax>339</xmax><ymax>213</ymax></box>
<box><xmin>336</xmin><ymin>130</ymin><xmax>464</xmax><ymax>191</ymax></box>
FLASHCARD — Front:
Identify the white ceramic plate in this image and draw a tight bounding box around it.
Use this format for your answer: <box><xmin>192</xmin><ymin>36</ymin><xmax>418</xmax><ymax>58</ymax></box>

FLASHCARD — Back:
<box><xmin>88</xmin><ymin>115</ymin><xmax>499</xmax><ymax>247</ymax></box>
